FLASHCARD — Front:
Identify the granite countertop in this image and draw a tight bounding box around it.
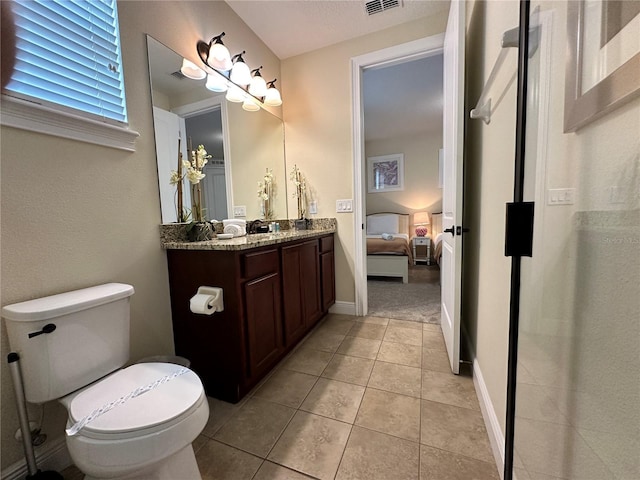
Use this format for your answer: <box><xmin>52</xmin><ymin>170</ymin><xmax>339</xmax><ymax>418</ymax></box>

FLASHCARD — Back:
<box><xmin>163</xmin><ymin>227</ymin><xmax>335</xmax><ymax>251</ymax></box>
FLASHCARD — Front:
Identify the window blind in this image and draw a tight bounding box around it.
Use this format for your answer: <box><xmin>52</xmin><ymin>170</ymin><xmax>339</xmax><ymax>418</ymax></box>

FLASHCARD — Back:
<box><xmin>5</xmin><ymin>0</ymin><xmax>128</xmax><ymax>125</ymax></box>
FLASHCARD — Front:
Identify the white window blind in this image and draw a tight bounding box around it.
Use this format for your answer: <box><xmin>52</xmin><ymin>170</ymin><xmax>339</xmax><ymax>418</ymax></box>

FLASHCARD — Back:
<box><xmin>5</xmin><ymin>0</ymin><xmax>128</xmax><ymax>125</ymax></box>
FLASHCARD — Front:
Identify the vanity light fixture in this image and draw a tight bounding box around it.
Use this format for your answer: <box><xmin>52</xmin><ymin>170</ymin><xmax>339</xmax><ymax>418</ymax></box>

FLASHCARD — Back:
<box><xmin>180</xmin><ymin>58</ymin><xmax>206</xmax><ymax>80</ymax></box>
<box><xmin>229</xmin><ymin>51</ymin><xmax>252</xmax><ymax>86</ymax></box>
<box><xmin>248</xmin><ymin>67</ymin><xmax>268</xmax><ymax>97</ymax></box>
<box><xmin>197</xmin><ymin>32</ymin><xmax>232</xmax><ymax>71</ymax></box>
<box><xmin>195</xmin><ymin>33</ymin><xmax>283</xmax><ymax>110</ymax></box>
<box><xmin>264</xmin><ymin>79</ymin><xmax>283</xmax><ymax>107</ymax></box>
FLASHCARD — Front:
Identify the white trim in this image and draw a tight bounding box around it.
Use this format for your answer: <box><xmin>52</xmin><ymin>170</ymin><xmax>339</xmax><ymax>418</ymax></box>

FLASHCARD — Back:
<box><xmin>0</xmin><ymin>95</ymin><xmax>139</xmax><ymax>152</ymax></box>
<box><xmin>328</xmin><ymin>301</ymin><xmax>356</xmax><ymax>316</ymax></box>
<box><xmin>1</xmin><ymin>436</ymin><xmax>71</xmax><ymax>480</ymax></box>
<box><xmin>171</xmin><ymin>97</ymin><xmax>234</xmax><ymax>219</ymax></box>
<box><xmin>351</xmin><ymin>34</ymin><xmax>445</xmax><ymax>317</ymax></box>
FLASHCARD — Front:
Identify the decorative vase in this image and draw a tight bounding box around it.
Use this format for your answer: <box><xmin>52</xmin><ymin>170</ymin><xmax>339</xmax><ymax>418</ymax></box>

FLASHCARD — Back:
<box><xmin>187</xmin><ymin>222</ymin><xmax>214</xmax><ymax>242</ymax></box>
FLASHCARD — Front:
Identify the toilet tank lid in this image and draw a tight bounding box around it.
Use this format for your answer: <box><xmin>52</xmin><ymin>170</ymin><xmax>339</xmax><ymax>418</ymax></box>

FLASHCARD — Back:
<box><xmin>2</xmin><ymin>283</ymin><xmax>135</xmax><ymax>322</ymax></box>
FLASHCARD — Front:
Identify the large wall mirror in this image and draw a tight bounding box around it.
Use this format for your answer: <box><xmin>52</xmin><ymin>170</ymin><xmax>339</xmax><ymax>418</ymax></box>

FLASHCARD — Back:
<box><xmin>146</xmin><ymin>35</ymin><xmax>287</xmax><ymax>223</ymax></box>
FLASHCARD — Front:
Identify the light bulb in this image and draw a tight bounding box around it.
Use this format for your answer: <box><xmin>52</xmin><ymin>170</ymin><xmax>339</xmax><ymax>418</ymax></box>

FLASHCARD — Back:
<box><xmin>264</xmin><ymin>86</ymin><xmax>282</xmax><ymax>106</ymax></box>
<box><xmin>248</xmin><ymin>75</ymin><xmax>267</xmax><ymax>97</ymax></box>
<box><xmin>242</xmin><ymin>99</ymin><xmax>260</xmax><ymax>111</ymax></box>
<box><xmin>226</xmin><ymin>85</ymin><xmax>245</xmax><ymax>103</ymax></box>
<box><xmin>205</xmin><ymin>73</ymin><xmax>228</xmax><ymax>93</ymax></box>
<box><xmin>230</xmin><ymin>59</ymin><xmax>252</xmax><ymax>86</ymax></box>
<box><xmin>180</xmin><ymin>58</ymin><xmax>206</xmax><ymax>80</ymax></box>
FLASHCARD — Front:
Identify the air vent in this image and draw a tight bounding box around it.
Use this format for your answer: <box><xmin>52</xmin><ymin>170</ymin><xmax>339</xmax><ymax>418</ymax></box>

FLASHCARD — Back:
<box><xmin>170</xmin><ymin>70</ymin><xmax>187</xmax><ymax>80</ymax></box>
<box><xmin>365</xmin><ymin>0</ymin><xmax>401</xmax><ymax>16</ymax></box>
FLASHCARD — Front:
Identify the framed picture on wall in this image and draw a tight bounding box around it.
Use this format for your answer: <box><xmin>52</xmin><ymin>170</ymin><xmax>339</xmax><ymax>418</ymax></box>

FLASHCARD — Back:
<box><xmin>367</xmin><ymin>154</ymin><xmax>404</xmax><ymax>193</ymax></box>
<box><xmin>564</xmin><ymin>0</ymin><xmax>640</xmax><ymax>132</ymax></box>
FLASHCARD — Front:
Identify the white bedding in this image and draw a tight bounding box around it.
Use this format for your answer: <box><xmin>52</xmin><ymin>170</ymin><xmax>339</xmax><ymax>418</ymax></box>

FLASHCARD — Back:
<box><xmin>366</xmin><ymin>233</ymin><xmax>409</xmax><ymax>242</ymax></box>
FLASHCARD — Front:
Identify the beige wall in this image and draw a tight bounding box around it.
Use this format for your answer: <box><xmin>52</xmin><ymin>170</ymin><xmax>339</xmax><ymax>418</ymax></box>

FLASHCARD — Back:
<box><xmin>282</xmin><ymin>12</ymin><xmax>449</xmax><ymax>305</ymax></box>
<box><xmin>464</xmin><ymin>2</ymin><xmax>640</xmax><ymax>476</ymax></box>
<box><xmin>366</xmin><ymin>131</ymin><xmax>443</xmax><ymax>220</ymax></box>
<box><xmin>0</xmin><ymin>1</ymin><xmax>280</xmax><ymax>470</ymax></box>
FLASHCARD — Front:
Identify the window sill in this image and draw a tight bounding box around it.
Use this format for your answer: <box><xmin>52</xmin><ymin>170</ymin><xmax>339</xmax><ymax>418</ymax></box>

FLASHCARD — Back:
<box><xmin>0</xmin><ymin>95</ymin><xmax>139</xmax><ymax>152</ymax></box>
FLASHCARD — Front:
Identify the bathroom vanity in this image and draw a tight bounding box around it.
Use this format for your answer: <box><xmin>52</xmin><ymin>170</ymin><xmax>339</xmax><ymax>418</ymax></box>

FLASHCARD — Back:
<box><xmin>162</xmin><ymin>228</ymin><xmax>335</xmax><ymax>403</ymax></box>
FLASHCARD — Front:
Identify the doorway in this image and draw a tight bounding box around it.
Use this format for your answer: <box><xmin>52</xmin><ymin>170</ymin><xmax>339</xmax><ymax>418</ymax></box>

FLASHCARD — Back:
<box><xmin>362</xmin><ymin>55</ymin><xmax>444</xmax><ymax>324</ymax></box>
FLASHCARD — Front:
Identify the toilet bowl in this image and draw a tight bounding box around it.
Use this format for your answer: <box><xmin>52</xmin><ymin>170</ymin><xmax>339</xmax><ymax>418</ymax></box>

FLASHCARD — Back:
<box><xmin>61</xmin><ymin>362</ymin><xmax>209</xmax><ymax>479</ymax></box>
<box><xmin>1</xmin><ymin>283</ymin><xmax>210</xmax><ymax>480</ymax></box>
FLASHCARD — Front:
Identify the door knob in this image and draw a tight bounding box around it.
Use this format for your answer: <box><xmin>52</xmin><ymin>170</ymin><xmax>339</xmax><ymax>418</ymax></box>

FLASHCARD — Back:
<box><xmin>444</xmin><ymin>227</ymin><xmax>455</xmax><ymax>236</ymax></box>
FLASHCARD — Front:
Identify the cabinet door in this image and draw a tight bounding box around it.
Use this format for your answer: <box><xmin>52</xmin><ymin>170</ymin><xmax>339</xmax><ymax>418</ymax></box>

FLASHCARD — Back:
<box><xmin>321</xmin><ymin>250</ymin><xmax>335</xmax><ymax>312</ymax></box>
<box><xmin>245</xmin><ymin>273</ymin><xmax>283</xmax><ymax>379</ymax></box>
<box><xmin>282</xmin><ymin>240</ymin><xmax>321</xmax><ymax>345</ymax></box>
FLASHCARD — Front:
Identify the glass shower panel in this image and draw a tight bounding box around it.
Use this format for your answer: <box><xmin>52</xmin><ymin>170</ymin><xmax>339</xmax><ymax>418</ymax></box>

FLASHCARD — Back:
<box><xmin>513</xmin><ymin>2</ymin><xmax>640</xmax><ymax>479</ymax></box>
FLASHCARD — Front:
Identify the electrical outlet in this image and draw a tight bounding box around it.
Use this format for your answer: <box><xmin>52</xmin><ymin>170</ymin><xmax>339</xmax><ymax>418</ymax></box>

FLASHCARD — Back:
<box><xmin>309</xmin><ymin>201</ymin><xmax>318</xmax><ymax>214</ymax></box>
<box><xmin>547</xmin><ymin>188</ymin><xmax>575</xmax><ymax>205</ymax></box>
<box><xmin>233</xmin><ymin>205</ymin><xmax>246</xmax><ymax>217</ymax></box>
<box><xmin>336</xmin><ymin>199</ymin><xmax>353</xmax><ymax>213</ymax></box>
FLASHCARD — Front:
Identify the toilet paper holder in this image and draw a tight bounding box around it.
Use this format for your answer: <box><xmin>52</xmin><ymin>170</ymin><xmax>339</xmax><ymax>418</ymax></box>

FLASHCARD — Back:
<box><xmin>189</xmin><ymin>286</ymin><xmax>224</xmax><ymax>315</ymax></box>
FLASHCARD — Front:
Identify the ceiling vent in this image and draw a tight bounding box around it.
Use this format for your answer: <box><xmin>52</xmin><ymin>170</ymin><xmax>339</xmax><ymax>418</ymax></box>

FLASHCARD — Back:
<box><xmin>365</xmin><ymin>0</ymin><xmax>401</xmax><ymax>16</ymax></box>
<box><xmin>171</xmin><ymin>70</ymin><xmax>187</xmax><ymax>80</ymax></box>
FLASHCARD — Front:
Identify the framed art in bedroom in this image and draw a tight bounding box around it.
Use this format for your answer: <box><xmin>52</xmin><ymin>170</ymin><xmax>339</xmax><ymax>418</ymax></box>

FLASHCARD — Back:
<box><xmin>367</xmin><ymin>153</ymin><xmax>404</xmax><ymax>193</ymax></box>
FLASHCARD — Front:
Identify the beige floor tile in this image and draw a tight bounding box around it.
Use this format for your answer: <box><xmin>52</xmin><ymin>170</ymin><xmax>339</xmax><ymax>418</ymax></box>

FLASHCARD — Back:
<box><xmin>336</xmin><ymin>336</ymin><xmax>382</xmax><ymax>359</ymax></box>
<box><xmin>301</xmin><ymin>330</ymin><xmax>345</xmax><ymax>353</ymax></box>
<box><xmin>423</xmin><ymin>323</ymin><xmax>441</xmax><ymax>332</ymax></box>
<box><xmin>384</xmin><ymin>325</ymin><xmax>423</xmax><ymax>346</ymax></box>
<box><xmin>201</xmin><ymin>396</ymin><xmax>245</xmax><ymax>438</ymax></box>
<box><xmin>321</xmin><ymin>353</ymin><xmax>375</xmax><ymax>386</ymax></box>
<box><xmin>355</xmin><ymin>388</ymin><xmax>421</xmax><ymax>442</ymax></box>
<box><xmin>347</xmin><ymin>322</ymin><xmax>387</xmax><ymax>340</ymax></box>
<box><xmin>420</xmin><ymin>444</ymin><xmax>499</xmax><ymax>479</ymax></box>
<box><xmin>315</xmin><ymin>316</ymin><xmax>356</xmax><ymax>336</ymax></box>
<box><xmin>336</xmin><ymin>425</ymin><xmax>420</xmax><ymax>480</ymax></box>
<box><xmin>253</xmin><ymin>461</ymin><xmax>316</xmax><ymax>479</ymax></box>
<box><xmin>420</xmin><ymin>400</ymin><xmax>494</xmax><ymax>464</ymax></box>
<box><xmin>253</xmin><ymin>369</ymin><xmax>317</xmax><ymax>408</ymax></box>
<box><xmin>300</xmin><ymin>377</ymin><xmax>365</xmax><ymax>423</ymax></box>
<box><xmin>422</xmin><ymin>347</ymin><xmax>452</xmax><ymax>373</ymax></box>
<box><xmin>377</xmin><ymin>341</ymin><xmax>422</xmax><ymax>367</ymax></box>
<box><xmin>355</xmin><ymin>315</ymin><xmax>389</xmax><ymax>325</ymax></box>
<box><xmin>388</xmin><ymin>318</ymin><xmax>423</xmax><ymax>330</ymax></box>
<box><xmin>60</xmin><ymin>465</ymin><xmax>83</xmax><ymax>480</ymax></box>
<box><xmin>214</xmin><ymin>397</ymin><xmax>295</xmax><ymax>457</ymax></box>
<box><xmin>193</xmin><ymin>434</ymin><xmax>209</xmax><ymax>455</ymax></box>
<box><xmin>268</xmin><ymin>411</ymin><xmax>351</xmax><ymax>480</ymax></box>
<box><xmin>422</xmin><ymin>329</ymin><xmax>446</xmax><ymax>350</ymax></box>
<box><xmin>196</xmin><ymin>439</ymin><xmax>263</xmax><ymax>480</ymax></box>
<box><xmin>421</xmin><ymin>370</ymin><xmax>479</xmax><ymax>410</ymax></box>
<box><xmin>282</xmin><ymin>347</ymin><xmax>334</xmax><ymax>376</ymax></box>
<box><xmin>368</xmin><ymin>361</ymin><xmax>422</xmax><ymax>398</ymax></box>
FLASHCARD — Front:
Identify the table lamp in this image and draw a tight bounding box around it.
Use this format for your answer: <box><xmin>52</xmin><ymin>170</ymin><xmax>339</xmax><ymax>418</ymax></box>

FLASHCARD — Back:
<box><xmin>414</xmin><ymin>212</ymin><xmax>430</xmax><ymax>237</ymax></box>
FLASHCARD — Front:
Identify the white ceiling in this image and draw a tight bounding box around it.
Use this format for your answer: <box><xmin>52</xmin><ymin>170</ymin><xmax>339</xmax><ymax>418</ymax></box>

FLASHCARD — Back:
<box><xmin>225</xmin><ymin>0</ymin><xmax>450</xmax><ymax>60</ymax></box>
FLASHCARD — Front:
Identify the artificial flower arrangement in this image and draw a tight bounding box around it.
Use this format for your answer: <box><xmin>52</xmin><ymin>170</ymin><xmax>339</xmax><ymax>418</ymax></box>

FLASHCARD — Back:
<box><xmin>170</xmin><ymin>142</ymin><xmax>211</xmax><ymax>223</ymax></box>
<box><xmin>257</xmin><ymin>168</ymin><xmax>276</xmax><ymax>221</ymax></box>
<box><xmin>289</xmin><ymin>164</ymin><xmax>307</xmax><ymax>220</ymax></box>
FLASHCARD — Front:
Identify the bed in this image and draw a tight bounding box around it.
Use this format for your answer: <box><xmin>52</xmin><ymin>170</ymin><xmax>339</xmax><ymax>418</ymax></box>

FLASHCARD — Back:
<box><xmin>430</xmin><ymin>213</ymin><xmax>443</xmax><ymax>266</ymax></box>
<box><xmin>366</xmin><ymin>213</ymin><xmax>412</xmax><ymax>283</ymax></box>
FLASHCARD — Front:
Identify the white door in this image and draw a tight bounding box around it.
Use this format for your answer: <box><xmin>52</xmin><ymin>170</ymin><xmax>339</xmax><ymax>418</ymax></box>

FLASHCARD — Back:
<box><xmin>153</xmin><ymin>107</ymin><xmax>190</xmax><ymax>223</ymax></box>
<box><xmin>441</xmin><ymin>0</ymin><xmax>465</xmax><ymax>374</ymax></box>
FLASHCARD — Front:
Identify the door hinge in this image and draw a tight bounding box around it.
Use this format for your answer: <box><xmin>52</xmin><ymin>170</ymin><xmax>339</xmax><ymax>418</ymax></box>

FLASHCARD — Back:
<box><xmin>505</xmin><ymin>202</ymin><xmax>534</xmax><ymax>257</ymax></box>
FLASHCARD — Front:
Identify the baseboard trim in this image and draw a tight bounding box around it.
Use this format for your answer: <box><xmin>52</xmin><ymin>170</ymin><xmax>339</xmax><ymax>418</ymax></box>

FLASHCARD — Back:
<box><xmin>1</xmin><ymin>436</ymin><xmax>71</xmax><ymax>480</ymax></box>
<box><xmin>328</xmin><ymin>301</ymin><xmax>356</xmax><ymax>316</ymax></box>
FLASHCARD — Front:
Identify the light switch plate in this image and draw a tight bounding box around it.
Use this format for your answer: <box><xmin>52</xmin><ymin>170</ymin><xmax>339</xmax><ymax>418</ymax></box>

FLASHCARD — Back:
<box><xmin>233</xmin><ymin>205</ymin><xmax>247</xmax><ymax>217</ymax></box>
<box><xmin>547</xmin><ymin>188</ymin><xmax>575</xmax><ymax>205</ymax></box>
<box><xmin>336</xmin><ymin>199</ymin><xmax>353</xmax><ymax>213</ymax></box>
<box><xmin>309</xmin><ymin>201</ymin><xmax>318</xmax><ymax>214</ymax></box>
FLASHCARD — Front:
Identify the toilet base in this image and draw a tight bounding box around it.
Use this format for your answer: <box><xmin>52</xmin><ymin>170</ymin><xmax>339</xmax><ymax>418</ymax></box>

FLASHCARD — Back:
<box><xmin>82</xmin><ymin>445</ymin><xmax>201</xmax><ymax>480</ymax></box>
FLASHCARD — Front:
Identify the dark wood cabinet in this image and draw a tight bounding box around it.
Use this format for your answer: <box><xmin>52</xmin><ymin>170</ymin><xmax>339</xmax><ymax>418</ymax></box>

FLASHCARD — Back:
<box><xmin>166</xmin><ymin>233</ymin><xmax>335</xmax><ymax>403</ymax></box>
<box><xmin>282</xmin><ymin>240</ymin><xmax>322</xmax><ymax>346</ymax></box>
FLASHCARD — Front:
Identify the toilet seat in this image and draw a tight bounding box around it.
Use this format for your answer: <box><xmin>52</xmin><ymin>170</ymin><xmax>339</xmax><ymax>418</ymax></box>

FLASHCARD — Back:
<box><xmin>67</xmin><ymin>362</ymin><xmax>204</xmax><ymax>438</ymax></box>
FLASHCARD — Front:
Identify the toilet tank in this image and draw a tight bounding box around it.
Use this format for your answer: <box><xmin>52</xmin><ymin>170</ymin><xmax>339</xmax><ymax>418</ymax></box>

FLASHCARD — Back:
<box><xmin>2</xmin><ymin>283</ymin><xmax>135</xmax><ymax>404</ymax></box>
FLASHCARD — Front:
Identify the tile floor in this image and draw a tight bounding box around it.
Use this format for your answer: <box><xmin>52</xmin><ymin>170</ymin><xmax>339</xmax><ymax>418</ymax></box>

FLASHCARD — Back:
<box><xmin>62</xmin><ymin>313</ymin><xmax>499</xmax><ymax>480</ymax></box>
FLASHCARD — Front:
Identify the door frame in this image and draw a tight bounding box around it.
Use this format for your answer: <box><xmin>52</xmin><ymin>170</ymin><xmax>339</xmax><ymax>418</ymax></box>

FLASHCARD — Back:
<box><xmin>351</xmin><ymin>34</ymin><xmax>445</xmax><ymax>316</ymax></box>
<box><xmin>172</xmin><ymin>97</ymin><xmax>233</xmax><ymax>219</ymax></box>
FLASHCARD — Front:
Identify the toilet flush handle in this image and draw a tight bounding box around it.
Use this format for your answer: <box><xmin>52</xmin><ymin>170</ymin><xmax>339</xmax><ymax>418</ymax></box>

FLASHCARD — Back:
<box><xmin>28</xmin><ymin>323</ymin><xmax>56</xmax><ymax>339</ymax></box>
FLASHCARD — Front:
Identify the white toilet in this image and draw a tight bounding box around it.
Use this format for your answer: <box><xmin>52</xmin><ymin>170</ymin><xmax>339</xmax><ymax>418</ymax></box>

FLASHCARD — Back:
<box><xmin>2</xmin><ymin>283</ymin><xmax>209</xmax><ymax>480</ymax></box>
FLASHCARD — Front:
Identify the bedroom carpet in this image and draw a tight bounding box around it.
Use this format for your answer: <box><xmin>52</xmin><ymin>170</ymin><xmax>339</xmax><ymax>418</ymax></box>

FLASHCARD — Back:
<box><xmin>367</xmin><ymin>265</ymin><xmax>441</xmax><ymax>324</ymax></box>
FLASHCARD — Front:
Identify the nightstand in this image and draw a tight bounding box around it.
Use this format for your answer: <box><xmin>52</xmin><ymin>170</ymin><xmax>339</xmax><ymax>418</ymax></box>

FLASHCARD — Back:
<box><xmin>412</xmin><ymin>236</ymin><xmax>431</xmax><ymax>265</ymax></box>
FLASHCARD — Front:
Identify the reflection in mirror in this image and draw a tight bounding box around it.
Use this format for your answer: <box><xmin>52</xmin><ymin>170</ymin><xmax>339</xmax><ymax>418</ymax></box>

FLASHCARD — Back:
<box><xmin>146</xmin><ymin>35</ymin><xmax>287</xmax><ymax>223</ymax></box>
